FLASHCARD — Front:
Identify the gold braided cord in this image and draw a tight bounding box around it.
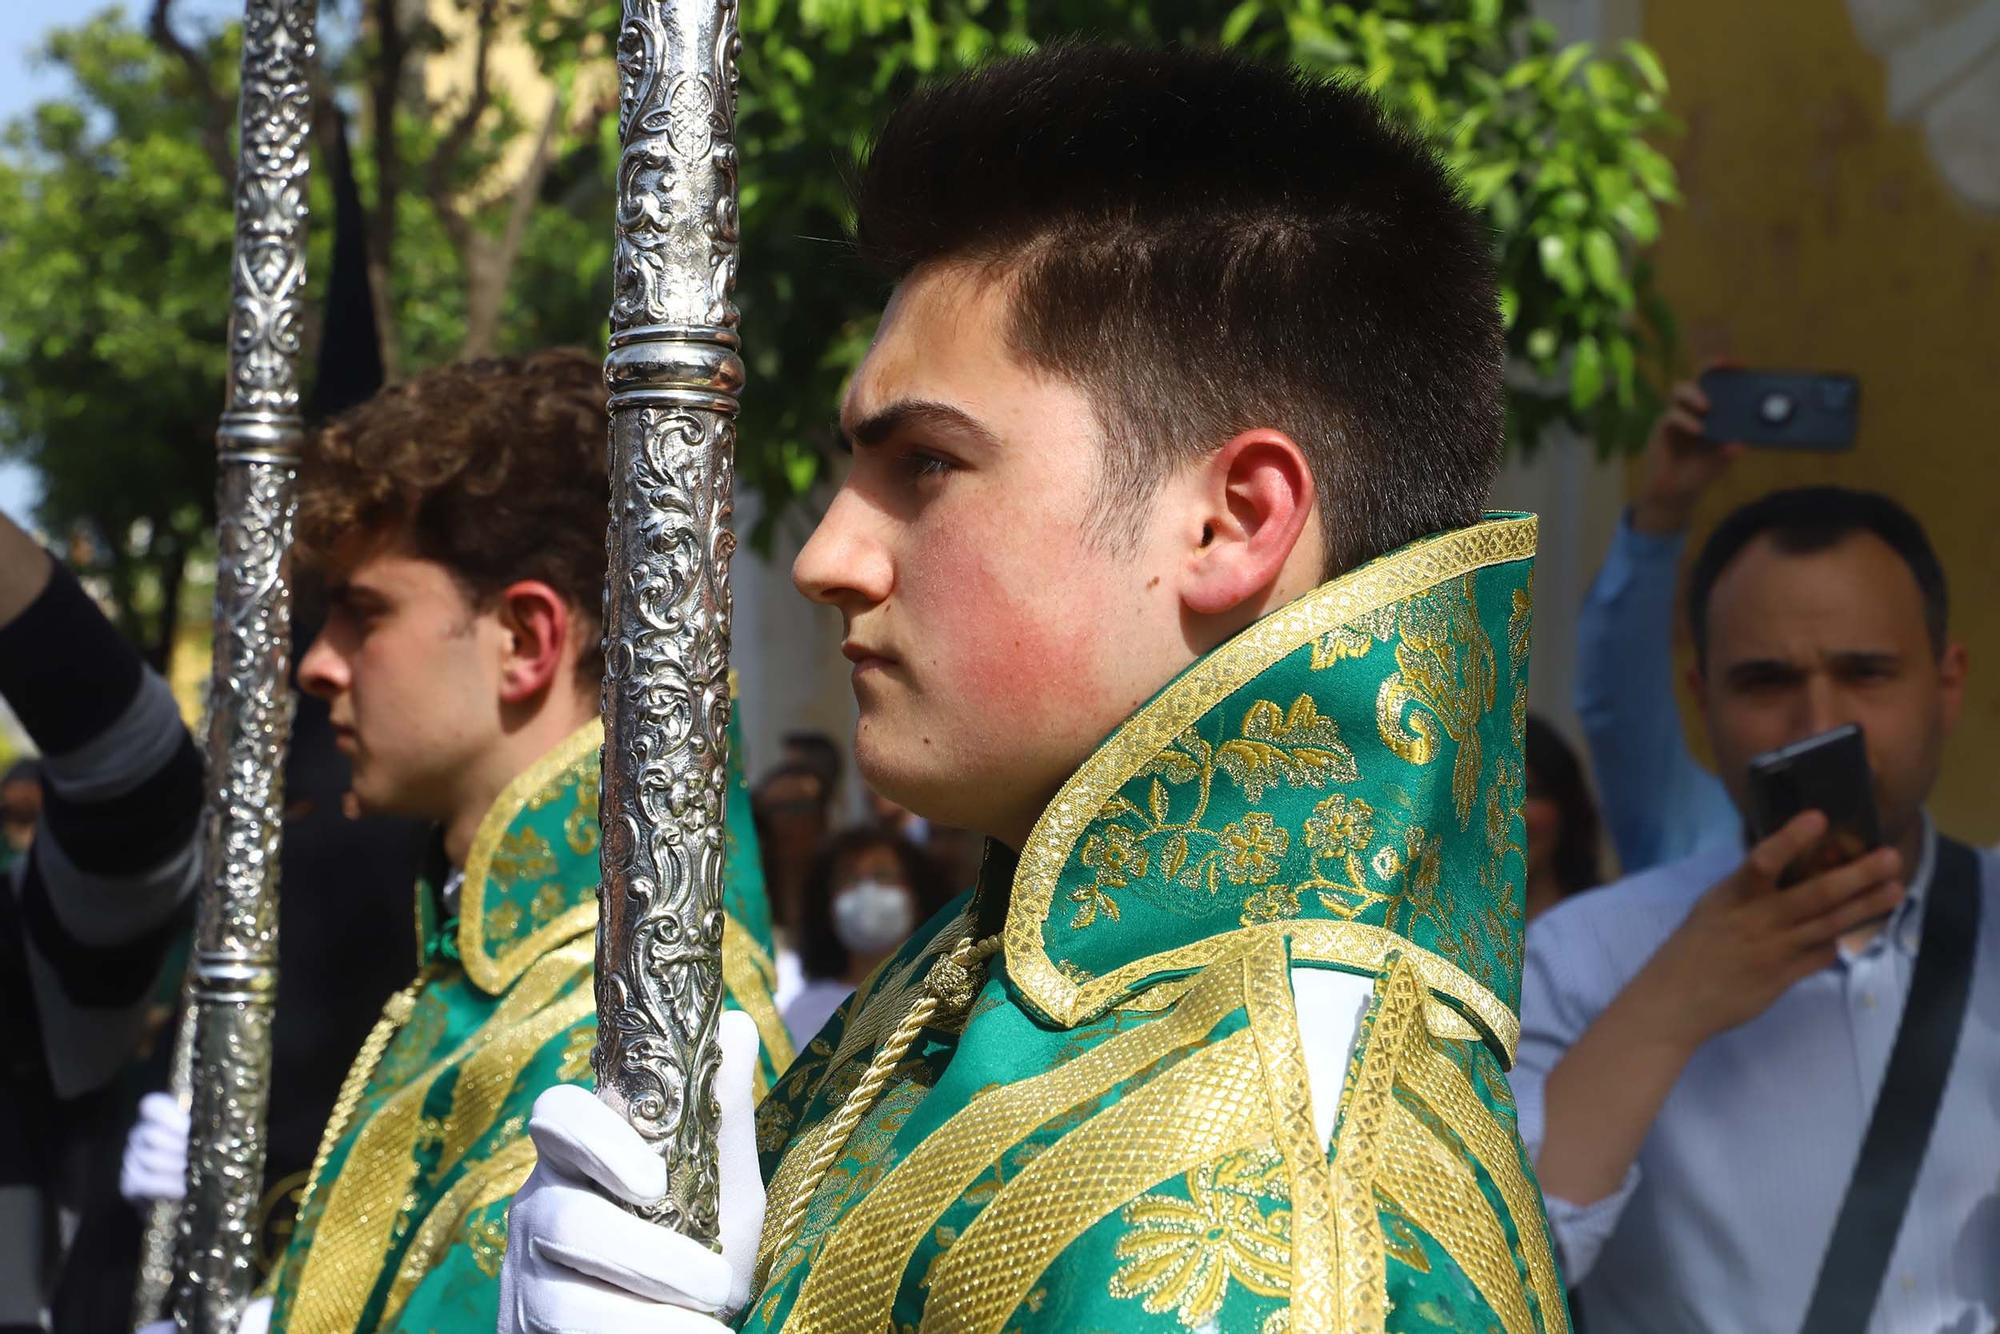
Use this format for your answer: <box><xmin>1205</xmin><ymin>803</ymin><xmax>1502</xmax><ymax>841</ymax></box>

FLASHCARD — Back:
<box><xmin>721</xmin><ymin>913</ymin><xmax>795</xmax><ymax>1094</ymax></box>
<box><xmin>780</xmin><ymin>949</ymin><xmax>1250</xmax><ymax>1331</ymax></box>
<box><xmin>379</xmin><ymin>1136</ymin><xmax>538</xmax><ymax>1322</ymax></box>
<box><xmin>757</xmin><ymin>934</ymin><xmax>1001</xmax><ymax>1285</ymax></box>
<box><xmin>1375</xmin><ymin>1103</ymin><xmax>1534</xmax><ymax>1334</ymax></box>
<box><xmin>1241</xmin><ymin>941</ymin><xmax>1339</xmax><ymax>1333</ymax></box>
<box><xmin>286</xmin><ymin>944</ymin><xmax>592</xmax><ymax>1328</ymax></box>
<box><xmin>920</xmin><ymin>1030</ymin><xmax>1269</xmax><ymax>1334</ymax></box>
<box><xmin>1403</xmin><ymin>1048</ymin><xmax>1569</xmax><ymax>1332</ymax></box>
<box><xmin>288</xmin><ymin>971</ymin><xmax>432</xmax><ymax>1230</ymax></box>
<box><xmin>1328</xmin><ymin>961</ymin><xmax>1428</xmax><ymax>1330</ymax></box>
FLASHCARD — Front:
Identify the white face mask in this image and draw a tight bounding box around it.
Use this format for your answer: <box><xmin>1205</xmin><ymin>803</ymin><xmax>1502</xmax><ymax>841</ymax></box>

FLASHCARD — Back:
<box><xmin>831</xmin><ymin>878</ymin><xmax>916</xmax><ymax>956</ymax></box>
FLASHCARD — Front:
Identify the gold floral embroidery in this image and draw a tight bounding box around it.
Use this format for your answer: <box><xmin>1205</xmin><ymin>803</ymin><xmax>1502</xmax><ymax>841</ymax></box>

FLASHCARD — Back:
<box><xmin>1371</xmin><ymin>844</ymin><xmax>1403</xmax><ymax>881</ymax></box>
<box><xmin>1375</xmin><ymin>576</ymin><xmax>1497</xmax><ymax>829</ymax></box>
<box><xmin>1069</xmin><ymin>695</ymin><xmax>1358</xmax><ymax>930</ymax></box>
<box><xmin>1388</xmin><ymin>825</ymin><xmax>1452</xmax><ymax>946</ymax></box>
<box><xmin>1507</xmin><ymin>586</ymin><xmax>1532</xmax><ymax>674</ymax></box>
<box><xmin>491</xmin><ymin>828</ymin><xmax>558</xmax><ymax>884</ymax></box>
<box><xmin>487</xmin><ymin>900</ymin><xmax>524</xmax><ymax>939</ymax></box>
<box><xmin>1303</xmin><ymin>793</ymin><xmax>1373</xmax><ymax>857</ymax></box>
<box><xmin>1242</xmin><ymin>884</ymin><xmax>1301</xmax><ymax>924</ymax></box>
<box><xmin>1219</xmin><ymin>813</ymin><xmax>1289</xmax><ymax>885</ymax></box>
<box><xmin>557</xmin><ymin>1026</ymin><xmax>593</xmax><ymax>1082</ymax></box>
<box><xmin>1109</xmin><ymin>1150</ymin><xmax>1292</xmax><ymax>1327</ymax></box>
<box><xmin>467</xmin><ymin>1211</ymin><xmax>508</xmax><ymax>1278</ymax></box>
<box><xmin>529</xmin><ymin>882</ymin><xmax>567</xmax><ymax>926</ymax></box>
<box><xmin>1074</xmin><ymin>825</ymin><xmax>1149</xmax><ymax>926</ymax></box>
<box><xmin>565</xmin><ymin>770</ymin><xmax>601</xmax><ymax>857</ymax></box>
<box><xmin>1310</xmin><ymin>604</ymin><xmax>1399</xmax><ymax>668</ymax></box>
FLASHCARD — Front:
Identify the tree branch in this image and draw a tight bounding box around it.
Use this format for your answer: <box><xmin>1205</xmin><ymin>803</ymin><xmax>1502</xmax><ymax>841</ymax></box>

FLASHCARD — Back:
<box><xmin>460</xmin><ymin>90</ymin><xmax>565</xmax><ymax>359</ymax></box>
<box><xmin>424</xmin><ymin>0</ymin><xmax>500</xmax><ymax>244</ymax></box>
<box><xmin>366</xmin><ymin>0</ymin><xmax>408</xmax><ymax>379</ymax></box>
<box><xmin>148</xmin><ymin>0</ymin><xmax>234</xmax><ymax>183</ymax></box>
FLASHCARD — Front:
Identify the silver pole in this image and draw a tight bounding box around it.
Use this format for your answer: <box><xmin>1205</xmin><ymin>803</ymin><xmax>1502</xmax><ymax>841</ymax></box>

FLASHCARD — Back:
<box><xmin>592</xmin><ymin>0</ymin><xmax>743</xmax><ymax>1243</ymax></box>
<box><xmin>172</xmin><ymin>0</ymin><xmax>316</xmax><ymax>1326</ymax></box>
<box><xmin>132</xmin><ymin>998</ymin><xmax>196</xmax><ymax>1328</ymax></box>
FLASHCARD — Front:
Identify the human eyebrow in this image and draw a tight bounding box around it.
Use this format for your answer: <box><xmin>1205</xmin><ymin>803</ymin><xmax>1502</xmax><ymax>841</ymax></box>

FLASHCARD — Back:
<box><xmin>839</xmin><ymin>399</ymin><xmax>1003</xmax><ymax>455</ymax></box>
<box><xmin>1829</xmin><ymin>650</ymin><xmax>1903</xmax><ymax>676</ymax></box>
<box><xmin>1722</xmin><ymin>657</ymin><xmax>1806</xmax><ymax>689</ymax></box>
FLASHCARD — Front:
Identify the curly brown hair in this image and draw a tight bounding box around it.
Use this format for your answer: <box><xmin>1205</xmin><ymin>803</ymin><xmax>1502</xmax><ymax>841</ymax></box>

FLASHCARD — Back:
<box><xmin>295</xmin><ymin>348</ymin><xmax>609</xmax><ymax>676</ymax></box>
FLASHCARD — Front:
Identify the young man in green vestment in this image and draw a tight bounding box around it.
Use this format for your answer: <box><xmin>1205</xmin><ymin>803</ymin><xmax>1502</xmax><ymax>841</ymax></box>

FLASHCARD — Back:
<box><xmin>190</xmin><ymin>349</ymin><xmax>792</xmax><ymax>1334</ymax></box>
<box><xmin>503</xmin><ymin>47</ymin><xmax>1569</xmax><ymax>1334</ymax></box>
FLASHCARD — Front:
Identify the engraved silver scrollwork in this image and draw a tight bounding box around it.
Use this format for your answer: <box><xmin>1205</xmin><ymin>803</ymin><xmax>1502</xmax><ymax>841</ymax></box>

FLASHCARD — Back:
<box><xmin>171</xmin><ymin>0</ymin><xmax>315</xmax><ymax>1329</ymax></box>
<box><xmin>594</xmin><ymin>0</ymin><xmax>743</xmax><ymax>1245</ymax></box>
<box><xmin>132</xmin><ymin>996</ymin><xmax>196</xmax><ymax>1329</ymax></box>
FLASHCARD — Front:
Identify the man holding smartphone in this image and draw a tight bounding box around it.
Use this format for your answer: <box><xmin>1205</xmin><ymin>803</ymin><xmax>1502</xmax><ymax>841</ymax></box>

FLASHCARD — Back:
<box><xmin>1515</xmin><ymin>487</ymin><xmax>1996</xmax><ymax>1332</ymax></box>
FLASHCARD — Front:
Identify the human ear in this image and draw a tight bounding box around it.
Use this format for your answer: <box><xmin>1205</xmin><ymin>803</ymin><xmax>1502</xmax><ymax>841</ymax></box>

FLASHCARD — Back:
<box><xmin>1938</xmin><ymin>640</ymin><xmax>1969</xmax><ymax>733</ymax></box>
<box><xmin>1179</xmin><ymin>430</ymin><xmax>1317</xmax><ymax>618</ymax></box>
<box><xmin>494</xmin><ymin>580</ymin><xmax>573</xmax><ymax>705</ymax></box>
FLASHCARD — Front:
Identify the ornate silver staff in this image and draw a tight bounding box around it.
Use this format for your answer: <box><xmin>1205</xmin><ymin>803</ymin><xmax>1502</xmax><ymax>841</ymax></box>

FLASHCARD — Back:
<box><xmin>592</xmin><ymin>0</ymin><xmax>743</xmax><ymax>1242</ymax></box>
<box><xmin>132</xmin><ymin>999</ymin><xmax>196</xmax><ymax>1327</ymax></box>
<box><xmin>170</xmin><ymin>0</ymin><xmax>316</xmax><ymax>1328</ymax></box>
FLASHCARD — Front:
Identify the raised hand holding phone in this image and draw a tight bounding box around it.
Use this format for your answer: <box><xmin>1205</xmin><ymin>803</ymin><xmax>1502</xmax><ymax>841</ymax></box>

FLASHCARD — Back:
<box><xmin>1627</xmin><ymin>812</ymin><xmax>1904</xmax><ymax>1051</ymax></box>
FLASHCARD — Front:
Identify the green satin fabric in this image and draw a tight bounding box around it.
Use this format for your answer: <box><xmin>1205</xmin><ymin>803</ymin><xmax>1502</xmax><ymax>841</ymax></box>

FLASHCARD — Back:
<box><xmin>267</xmin><ymin>716</ymin><xmax>788</xmax><ymax>1333</ymax></box>
<box><xmin>745</xmin><ymin>518</ymin><xmax>1567</xmax><ymax>1333</ymax></box>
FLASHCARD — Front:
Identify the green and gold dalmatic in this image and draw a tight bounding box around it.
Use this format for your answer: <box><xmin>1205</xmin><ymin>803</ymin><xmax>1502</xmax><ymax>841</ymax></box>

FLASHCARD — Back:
<box><xmin>747</xmin><ymin>515</ymin><xmax>1567</xmax><ymax>1334</ymax></box>
<box><xmin>266</xmin><ymin>718</ymin><xmax>790</xmax><ymax>1333</ymax></box>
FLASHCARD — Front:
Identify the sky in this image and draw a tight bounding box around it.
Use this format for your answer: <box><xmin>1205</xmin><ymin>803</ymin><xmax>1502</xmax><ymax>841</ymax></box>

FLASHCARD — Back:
<box><xmin>0</xmin><ymin>1</ymin><xmax>240</xmax><ymax>528</ymax></box>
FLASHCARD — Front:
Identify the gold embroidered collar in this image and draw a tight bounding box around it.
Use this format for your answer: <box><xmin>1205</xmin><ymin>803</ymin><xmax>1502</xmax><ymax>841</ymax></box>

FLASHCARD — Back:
<box><xmin>1001</xmin><ymin>516</ymin><xmax>1539</xmax><ymax>1062</ymax></box>
<box><xmin>455</xmin><ymin>718</ymin><xmax>604</xmax><ymax>994</ymax></box>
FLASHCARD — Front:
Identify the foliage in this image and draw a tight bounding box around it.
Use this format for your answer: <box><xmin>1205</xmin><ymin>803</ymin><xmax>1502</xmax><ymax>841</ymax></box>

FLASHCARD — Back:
<box><xmin>0</xmin><ymin>0</ymin><xmax>1679</xmax><ymax>631</ymax></box>
<box><xmin>0</xmin><ymin>15</ymin><xmax>250</xmax><ymax>661</ymax></box>
<box><xmin>525</xmin><ymin>0</ymin><xmax>1679</xmax><ymax>529</ymax></box>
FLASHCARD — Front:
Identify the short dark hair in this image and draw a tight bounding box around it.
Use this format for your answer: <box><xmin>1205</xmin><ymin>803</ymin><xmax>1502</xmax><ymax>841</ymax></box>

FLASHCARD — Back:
<box><xmin>798</xmin><ymin>826</ymin><xmax>953</xmax><ymax>981</ymax></box>
<box><xmin>852</xmin><ymin>43</ymin><xmax>1503</xmax><ymax>576</ymax></box>
<box><xmin>1524</xmin><ymin>715</ymin><xmax>1601</xmax><ymax>899</ymax></box>
<box><xmin>782</xmin><ymin>731</ymin><xmax>845</xmax><ymax>795</ymax></box>
<box><xmin>295</xmin><ymin>348</ymin><xmax>610</xmax><ymax>677</ymax></box>
<box><xmin>1686</xmin><ymin>486</ymin><xmax>1948</xmax><ymax>665</ymax></box>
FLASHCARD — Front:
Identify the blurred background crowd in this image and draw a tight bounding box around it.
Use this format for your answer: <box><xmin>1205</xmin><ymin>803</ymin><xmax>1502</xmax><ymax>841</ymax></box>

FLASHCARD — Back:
<box><xmin>1</xmin><ymin>0</ymin><xmax>1996</xmax><ymax>1330</ymax></box>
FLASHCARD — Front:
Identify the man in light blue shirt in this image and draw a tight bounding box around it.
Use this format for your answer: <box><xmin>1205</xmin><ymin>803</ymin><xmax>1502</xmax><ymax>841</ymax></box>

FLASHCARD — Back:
<box><xmin>1575</xmin><ymin>377</ymin><xmax>1738</xmax><ymax>872</ymax></box>
<box><xmin>1517</xmin><ymin>486</ymin><xmax>1996</xmax><ymax>1333</ymax></box>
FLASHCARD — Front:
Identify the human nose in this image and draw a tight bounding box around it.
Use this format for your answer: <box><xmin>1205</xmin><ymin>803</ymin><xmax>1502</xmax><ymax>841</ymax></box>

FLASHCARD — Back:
<box><xmin>793</xmin><ymin>486</ymin><xmax>892</xmax><ymax>610</ymax></box>
<box><xmin>295</xmin><ymin>626</ymin><xmax>346</xmax><ymax>701</ymax></box>
<box><xmin>1798</xmin><ymin>674</ymin><xmax>1845</xmax><ymax>739</ymax></box>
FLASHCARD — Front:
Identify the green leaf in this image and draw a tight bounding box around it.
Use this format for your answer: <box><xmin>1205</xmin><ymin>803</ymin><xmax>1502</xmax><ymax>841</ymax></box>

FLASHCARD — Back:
<box><xmin>1622</xmin><ymin>39</ymin><xmax>1669</xmax><ymax>94</ymax></box>
<box><xmin>1581</xmin><ymin>228</ymin><xmax>1622</xmax><ymax>294</ymax></box>
<box><xmin>1221</xmin><ymin>0</ymin><xmax>1264</xmax><ymax>47</ymax></box>
<box><xmin>1549</xmin><ymin>41</ymin><xmax>1591</xmax><ymax>87</ymax></box>
<box><xmin>1626</xmin><ymin>140</ymin><xmax>1680</xmax><ymax>201</ymax></box>
<box><xmin>1457</xmin><ymin>159</ymin><xmax>1515</xmax><ymax>206</ymax></box>
<box><xmin>1539</xmin><ymin>232</ymin><xmax>1586</xmax><ymax>296</ymax></box>
<box><xmin>1570</xmin><ymin>334</ymin><xmax>1605</xmax><ymax>411</ymax></box>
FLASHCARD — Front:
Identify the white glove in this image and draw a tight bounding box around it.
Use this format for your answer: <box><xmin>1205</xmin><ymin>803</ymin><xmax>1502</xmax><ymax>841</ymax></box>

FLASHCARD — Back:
<box><xmin>122</xmin><ymin>1091</ymin><xmax>191</xmax><ymax>1204</ymax></box>
<box><xmin>136</xmin><ymin>1295</ymin><xmax>270</xmax><ymax>1334</ymax></box>
<box><xmin>500</xmin><ymin>1010</ymin><xmax>766</xmax><ymax>1334</ymax></box>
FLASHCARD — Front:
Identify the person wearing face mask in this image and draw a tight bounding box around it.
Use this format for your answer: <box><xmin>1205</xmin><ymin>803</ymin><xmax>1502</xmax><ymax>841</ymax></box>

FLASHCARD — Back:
<box><xmin>784</xmin><ymin>827</ymin><xmax>950</xmax><ymax>1047</ymax></box>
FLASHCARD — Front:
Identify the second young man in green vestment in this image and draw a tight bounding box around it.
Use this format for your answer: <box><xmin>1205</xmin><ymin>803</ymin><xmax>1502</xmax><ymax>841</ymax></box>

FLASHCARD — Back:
<box><xmin>223</xmin><ymin>350</ymin><xmax>792</xmax><ymax>1334</ymax></box>
<box><xmin>503</xmin><ymin>46</ymin><xmax>1570</xmax><ymax>1334</ymax></box>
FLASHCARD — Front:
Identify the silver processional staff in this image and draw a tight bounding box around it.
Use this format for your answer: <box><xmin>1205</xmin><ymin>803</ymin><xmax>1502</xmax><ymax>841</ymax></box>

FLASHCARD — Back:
<box><xmin>592</xmin><ymin>0</ymin><xmax>745</xmax><ymax>1242</ymax></box>
<box><xmin>170</xmin><ymin>0</ymin><xmax>317</xmax><ymax>1328</ymax></box>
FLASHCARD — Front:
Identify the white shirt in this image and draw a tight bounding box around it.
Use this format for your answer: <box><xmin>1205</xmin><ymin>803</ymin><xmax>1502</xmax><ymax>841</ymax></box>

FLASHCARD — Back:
<box><xmin>1513</xmin><ymin>826</ymin><xmax>2000</xmax><ymax>1333</ymax></box>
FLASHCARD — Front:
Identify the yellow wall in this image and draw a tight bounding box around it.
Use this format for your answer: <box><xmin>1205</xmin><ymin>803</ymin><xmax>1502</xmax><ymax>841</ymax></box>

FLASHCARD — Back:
<box><xmin>1643</xmin><ymin>0</ymin><xmax>2000</xmax><ymax>842</ymax></box>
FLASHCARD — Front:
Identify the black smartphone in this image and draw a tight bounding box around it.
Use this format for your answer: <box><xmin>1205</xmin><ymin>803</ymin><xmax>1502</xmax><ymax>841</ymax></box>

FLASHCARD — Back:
<box><xmin>1746</xmin><ymin>724</ymin><xmax>1882</xmax><ymax>886</ymax></box>
<box><xmin>1698</xmin><ymin>368</ymin><xmax>1860</xmax><ymax>450</ymax></box>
